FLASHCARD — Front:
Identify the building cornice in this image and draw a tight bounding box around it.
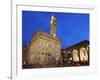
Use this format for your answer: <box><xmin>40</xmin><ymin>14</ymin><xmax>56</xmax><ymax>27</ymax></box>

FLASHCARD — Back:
<box><xmin>31</xmin><ymin>31</ymin><xmax>62</xmax><ymax>44</ymax></box>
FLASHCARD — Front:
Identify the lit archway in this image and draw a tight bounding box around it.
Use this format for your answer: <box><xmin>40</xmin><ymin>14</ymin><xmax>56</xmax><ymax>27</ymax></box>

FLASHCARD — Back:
<box><xmin>80</xmin><ymin>47</ymin><xmax>88</xmax><ymax>62</ymax></box>
<box><xmin>72</xmin><ymin>49</ymin><xmax>79</xmax><ymax>62</ymax></box>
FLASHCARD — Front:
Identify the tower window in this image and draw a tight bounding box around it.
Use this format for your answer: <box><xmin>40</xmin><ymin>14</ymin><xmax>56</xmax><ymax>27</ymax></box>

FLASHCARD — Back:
<box><xmin>42</xmin><ymin>53</ymin><xmax>44</xmax><ymax>55</ymax></box>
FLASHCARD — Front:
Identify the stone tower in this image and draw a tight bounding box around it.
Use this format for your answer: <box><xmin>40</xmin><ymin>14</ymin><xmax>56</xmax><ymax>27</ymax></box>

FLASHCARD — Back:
<box><xmin>50</xmin><ymin>16</ymin><xmax>57</xmax><ymax>37</ymax></box>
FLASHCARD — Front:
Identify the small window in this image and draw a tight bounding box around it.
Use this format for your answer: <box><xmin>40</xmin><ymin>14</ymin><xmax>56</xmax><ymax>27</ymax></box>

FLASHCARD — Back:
<box><xmin>42</xmin><ymin>53</ymin><xmax>44</xmax><ymax>55</ymax></box>
<box><xmin>45</xmin><ymin>53</ymin><xmax>47</xmax><ymax>55</ymax></box>
<box><xmin>39</xmin><ymin>56</ymin><xmax>40</xmax><ymax>60</ymax></box>
<box><xmin>51</xmin><ymin>58</ymin><xmax>54</xmax><ymax>60</ymax></box>
<box><xmin>48</xmin><ymin>54</ymin><xmax>51</xmax><ymax>56</ymax></box>
<box><xmin>63</xmin><ymin>51</ymin><xmax>66</xmax><ymax>53</ymax></box>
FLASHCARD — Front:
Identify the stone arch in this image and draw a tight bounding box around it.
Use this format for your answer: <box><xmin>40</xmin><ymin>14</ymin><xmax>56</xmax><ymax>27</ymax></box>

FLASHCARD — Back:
<box><xmin>72</xmin><ymin>49</ymin><xmax>79</xmax><ymax>62</ymax></box>
<box><xmin>80</xmin><ymin>47</ymin><xmax>88</xmax><ymax>62</ymax></box>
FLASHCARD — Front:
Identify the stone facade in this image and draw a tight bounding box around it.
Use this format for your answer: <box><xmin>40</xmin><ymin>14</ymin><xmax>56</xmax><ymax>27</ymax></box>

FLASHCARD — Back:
<box><xmin>23</xmin><ymin>31</ymin><xmax>61</xmax><ymax>65</ymax></box>
<box><xmin>22</xmin><ymin>16</ymin><xmax>62</xmax><ymax>68</ymax></box>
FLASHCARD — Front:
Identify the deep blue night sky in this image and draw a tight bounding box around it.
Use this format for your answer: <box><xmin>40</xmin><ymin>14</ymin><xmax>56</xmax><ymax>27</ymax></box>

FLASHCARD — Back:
<box><xmin>22</xmin><ymin>11</ymin><xmax>89</xmax><ymax>48</ymax></box>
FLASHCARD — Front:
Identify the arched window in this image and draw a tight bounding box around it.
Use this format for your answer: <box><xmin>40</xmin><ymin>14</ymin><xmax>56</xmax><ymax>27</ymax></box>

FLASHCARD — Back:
<box><xmin>80</xmin><ymin>47</ymin><xmax>88</xmax><ymax>62</ymax></box>
<box><xmin>42</xmin><ymin>53</ymin><xmax>44</xmax><ymax>55</ymax></box>
<box><xmin>72</xmin><ymin>49</ymin><xmax>79</xmax><ymax>62</ymax></box>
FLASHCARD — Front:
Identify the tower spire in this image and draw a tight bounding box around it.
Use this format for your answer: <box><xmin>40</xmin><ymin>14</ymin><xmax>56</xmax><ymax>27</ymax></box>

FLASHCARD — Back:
<box><xmin>50</xmin><ymin>15</ymin><xmax>57</xmax><ymax>37</ymax></box>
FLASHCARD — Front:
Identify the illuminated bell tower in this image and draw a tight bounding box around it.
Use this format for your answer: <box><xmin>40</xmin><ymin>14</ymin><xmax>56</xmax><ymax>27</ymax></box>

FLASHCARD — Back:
<box><xmin>50</xmin><ymin>16</ymin><xmax>57</xmax><ymax>37</ymax></box>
